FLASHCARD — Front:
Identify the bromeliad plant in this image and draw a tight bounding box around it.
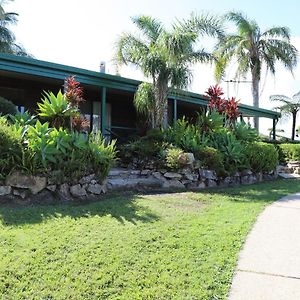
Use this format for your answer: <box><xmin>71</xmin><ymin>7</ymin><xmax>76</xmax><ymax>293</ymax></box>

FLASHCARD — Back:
<box><xmin>205</xmin><ymin>84</ymin><xmax>240</xmax><ymax>127</ymax></box>
<box><xmin>38</xmin><ymin>90</ymin><xmax>77</xmax><ymax>129</ymax></box>
<box><xmin>38</xmin><ymin>76</ymin><xmax>89</xmax><ymax>131</ymax></box>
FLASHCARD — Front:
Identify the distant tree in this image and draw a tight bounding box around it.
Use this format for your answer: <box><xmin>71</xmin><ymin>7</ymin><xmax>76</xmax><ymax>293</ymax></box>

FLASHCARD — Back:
<box><xmin>270</xmin><ymin>92</ymin><xmax>300</xmax><ymax>140</ymax></box>
<box><xmin>215</xmin><ymin>11</ymin><xmax>298</xmax><ymax>130</ymax></box>
<box><xmin>0</xmin><ymin>0</ymin><xmax>29</xmax><ymax>56</ymax></box>
<box><xmin>116</xmin><ymin>14</ymin><xmax>223</xmax><ymax>128</ymax></box>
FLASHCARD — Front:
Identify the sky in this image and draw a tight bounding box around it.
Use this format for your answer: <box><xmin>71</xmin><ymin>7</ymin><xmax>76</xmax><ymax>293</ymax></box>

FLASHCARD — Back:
<box><xmin>4</xmin><ymin>0</ymin><xmax>300</xmax><ymax>136</ymax></box>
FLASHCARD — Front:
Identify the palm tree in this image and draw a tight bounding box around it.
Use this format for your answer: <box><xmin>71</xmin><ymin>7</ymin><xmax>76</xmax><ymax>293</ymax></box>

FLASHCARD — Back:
<box><xmin>116</xmin><ymin>15</ymin><xmax>223</xmax><ymax>128</ymax></box>
<box><xmin>0</xmin><ymin>0</ymin><xmax>28</xmax><ymax>55</ymax></box>
<box><xmin>215</xmin><ymin>11</ymin><xmax>298</xmax><ymax>130</ymax></box>
<box><xmin>270</xmin><ymin>92</ymin><xmax>300</xmax><ymax>140</ymax></box>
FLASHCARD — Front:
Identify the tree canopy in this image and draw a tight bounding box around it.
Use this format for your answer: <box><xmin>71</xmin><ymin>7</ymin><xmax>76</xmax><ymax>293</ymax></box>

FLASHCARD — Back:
<box><xmin>215</xmin><ymin>11</ymin><xmax>298</xmax><ymax>130</ymax></box>
<box><xmin>116</xmin><ymin>14</ymin><xmax>223</xmax><ymax>128</ymax></box>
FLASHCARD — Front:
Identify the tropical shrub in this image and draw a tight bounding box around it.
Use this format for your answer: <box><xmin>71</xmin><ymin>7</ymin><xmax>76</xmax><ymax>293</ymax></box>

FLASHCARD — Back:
<box><xmin>37</xmin><ymin>91</ymin><xmax>78</xmax><ymax>129</ymax></box>
<box><xmin>0</xmin><ymin>96</ymin><xmax>17</xmax><ymax>115</ymax></box>
<box><xmin>209</xmin><ymin>129</ymin><xmax>244</xmax><ymax>175</ymax></box>
<box><xmin>164</xmin><ymin>118</ymin><xmax>208</xmax><ymax>152</ymax></box>
<box><xmin>243</xmin><ymin>142</ymin><xmax>278</xmax><ymax>173</ymax></box>
<box><xmin>0</xmin><ymin>116</ymin><xmax>23</xmax><ymax>178</ymax></box>
<box><xmin>9</xmin><ymin>110</ymin><xmax>36</xmax><ymax>127</ymax></box>
<box><xmin>196</xmin><ymin>110</ymin><xmax>224</xmax><ymax>134</ymax></box>
<box><xmin>165</xmin><ymin>147</ymin><xmax>185</xmax><ymax>170</ymax></box>
<box><xmin>88</xmin><ymin>132</ymin><xmax>116</xmax><ymax>180</ymax></box>
<box><xmin>232</xmin><ymin>121</ymin><xmax>259</xmax><ymax>143</ymax></box>
<box><xmin>278</xmin><ymin>144</ymin><xmax>300</xmax><ymax>163</ymax></box>
<box><xmin>22</xmin><ymin>121</ymin><xmax>116</xmax><ymax>181</ymax></box>
<box><xmin>194</xmin><ymin>146</ymin><xmax>224</xmax><ymax>174</ymax></box>
<box><xmin>119</xmin><ymin>138</ymin><xmax>164</xmax><ymax>168</ymax></box>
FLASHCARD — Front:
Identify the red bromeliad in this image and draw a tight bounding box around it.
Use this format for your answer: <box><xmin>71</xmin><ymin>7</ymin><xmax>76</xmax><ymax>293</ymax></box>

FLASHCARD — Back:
<box><xmin>205</xmin><ymin>84</ymin><xmax>240</xmax><ymax>122</ymax></box>
<box><xmin>226</xmin><ymin>97</ymin><xmax>240</xmax><ymax>121</ymax></box>
<box><xmin>206</xmin><ymin>84</ymin><xmax>227</xmax><ymax>113</ymax></box>
<box><xmin>64</xmin><ymin>76</ymin><xmax>84</xmax><ymax>107</ymax></box>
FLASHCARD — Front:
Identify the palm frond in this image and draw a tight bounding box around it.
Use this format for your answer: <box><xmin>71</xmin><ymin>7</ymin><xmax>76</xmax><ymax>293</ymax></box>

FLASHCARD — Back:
<box><xmin>184</xmin><ymin>12</ymin><xmax>225</xmax><ymax>39</ymax></box>
<box><xmin>261</xmin><ymin>26</ymin><xmax>290</xmax><ymax>40</ymax></box>
<box><xmin>131</xmin><ymin>15</ymin><xmax>163</xmax><ymax>43</ymax></box>
<box><xmin>225</xmin><ymin>11</ymin><xmax>257</xmax><ymax>36</ymax></box>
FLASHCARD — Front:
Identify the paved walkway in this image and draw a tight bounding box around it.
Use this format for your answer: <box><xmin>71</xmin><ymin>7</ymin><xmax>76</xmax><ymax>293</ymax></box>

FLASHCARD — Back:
<box><xmin>229</xmin><ymin>192</ymin><xmax>300</xmax><ymax>300</ymax></box>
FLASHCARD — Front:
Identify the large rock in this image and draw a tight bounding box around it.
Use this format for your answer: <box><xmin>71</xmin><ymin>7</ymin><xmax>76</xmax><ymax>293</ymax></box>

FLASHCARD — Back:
<box><xmin>141</xmin><ymin>169</ymin><xmax>151</xmax><ymax>176</ymax></box>
<box><xmin>79</xmin><ymin>174</ymin><xmax>95</xmax><ymax>184</ymax></box>
<box><xmin>166</xmin><ymin>179</ymin><xmax>185</xmax><ymax>189</ymax></box>
<box><xmin>206</xmin><ymin>179</ymin><xmax>217</xmax><ymax>188</ymax></box>
<box><xmin>107</xmin><ymin>178</ymin><xmax>161</xmax><ymax>190</ymax></box>
<box><xmin>13</xmin><ymin>189</ymin><xmax>29</xmax><ymax>199</ymax></box>
<box><xmin>108</xmin><ymin>168</ymin><xmax>130</xmax><ymax>177</ymax></box>
<box><xmin>199</xmin><ymin>169</ymin><xmax>217</xmax><ymax>180</ymax></box>
<box><xmin>241</xmin><ymin>174</ymin><xmax>257</xmax><ymax>185</ymax></box>
<box><xmin>107</xmin><ymin>178</ymin><xmax>127</xmax><ymax>190</ymax></box>
<box><xmin>6</xmin><ymin>172</ymin><xmax>46</xmax><ymax>195</ymax></box>
<box><xmin>46</xmin><ymin>185</ymin><xmax>57</xmax><ymax>192</ymax></box>
<box><xmin>58</xmin><ymin>183</ymin><xmax>71</xmax><ymax>201</ymax></box>
<box><xmin>164</xmin><ymin>172</ymin><xmax>182</xmax><ymax>180</ymax></box>
<box><xmin>152</xmin><ymin>172</ymin><xmax>165</xmax><ymax>181</ymax></box>
<box><xmin>87</xmin><ymin>183</ymin><xmax>106</xmax><ymax>195</ymax></box>
<box><xmin>0</xmin><ymin>186</ymin><xmax>11</xmax><ymax>196</ymax></box>
<box><xmin>70</xmin><ymin>184</ymin><xmax>87</xmax><ymax>197</ymax></box>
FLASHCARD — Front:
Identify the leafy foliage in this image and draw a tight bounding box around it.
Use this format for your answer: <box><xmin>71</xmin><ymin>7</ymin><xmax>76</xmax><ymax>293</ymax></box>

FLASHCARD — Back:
<box><xmin>38</xmin><ymin>91</ymin><xmax>78</xmax><ymax>129</ymax></box>
<box><xmin>165</xmin><ymin>147</ymin><xmax>185</xmax><ymax>170</ymax></box>
<box><xmin>0</xmin><ymin>96</ymin><xmax>17</xmax><ymax>115</ymax></box>
<box><xmin>205</xmin><ymin>84</ymin><xmax>240</xmax><ymax>126</ymax></box>
<box><xmin>232</xmin><ymin>121</ymin><xmax>259</xmax><ymax>143</ymax></box>
<box><xmin>196</xmin><ymin>110</ymin><xmax>224</xmax><ymax>134</ymax></box>
<box><xmin>164</xmin><ymin>118</ymin><xmax>207</xmax><ymax>152</ymax></box>
<box><xmin>0</xmin><ymin>116</ymin><xmax>22</xmax><ymax>178</ymax></box>
<box><xmin>0</xmin><ymin>1</ymin><xmax>30</xmax><ymax>56</ymax></box>
<box><xmin>9</xmin><ymin>110</ymin><xmax>36</xmax><ymax>127</ymax></box>
<box><xmin>194</xmin><ymin>146</ymin><xmax>224</xmax><ymax>174</ymax></box>
<box><xmin>278</xmin><ymin>144</ymin><xmax>300</xmax><ymax>163</ymax></box>
<box><xmin>243</xmin><ymin>142</ymin><xmax>278</xmax><ymax>173</ymax></box>
<box><xmin>134</xmin><ymin>82</ymin><xmax>155</xmax><ymax>128</ymax></box>
<box><xmin>116</xmin><ymin>14</ymin><xmax>223</xmax><ymax>128</ymax></box>
<box><xmin>208</xmin><ymin>130</ymin><xmax>244</xmax><ymax>175</ymax></box>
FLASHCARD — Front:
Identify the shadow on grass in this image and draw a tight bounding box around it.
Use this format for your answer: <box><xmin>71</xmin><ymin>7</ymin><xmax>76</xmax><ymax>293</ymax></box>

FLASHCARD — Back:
<box><xmin>1</xmin><ymin>179</ymin><xmax>299</xmax><ymax>227</ymax></box>
<box><xmin>0</xmin><ymin>192</ymin><xmax>159</xmax><ymax>227</ymax></box>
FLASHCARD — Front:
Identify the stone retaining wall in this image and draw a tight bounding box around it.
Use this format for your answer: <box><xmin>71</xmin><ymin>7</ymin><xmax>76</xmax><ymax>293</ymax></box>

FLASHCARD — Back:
<box><xmin>107</xmin><ymin>168</ymin><xmax>277</xmax><ymax>191</ymax></box>
<box><xmin>0</xmin><ymin>167</ymin><xmax>278</xmax><ymax>203</ymax></box>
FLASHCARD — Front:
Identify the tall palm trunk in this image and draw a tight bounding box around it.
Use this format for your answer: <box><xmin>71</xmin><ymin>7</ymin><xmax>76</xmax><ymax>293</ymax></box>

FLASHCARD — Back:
<box><xmin>291</xmin><ymin>111</ymin><xmax>297</xmax><ymax>141</ymax></box>
<box><xmin>154</xmin><ymin>77</ymin><xmax>169</xmax><ymax>129</ymax></box>
<box><xmin>251</xmin><ymin>69</ymin><xmax>260</xmax><ymax>130</ymax></box>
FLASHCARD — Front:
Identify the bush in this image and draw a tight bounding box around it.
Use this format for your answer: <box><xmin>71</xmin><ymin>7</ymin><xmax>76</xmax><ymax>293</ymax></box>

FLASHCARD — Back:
<box><xmin>88</xmin><ymin>132</ymin><xmax>116</xmax><ymax>180</ymax></box>
<box><xmin>165</xmin><ymin>147</ymin><xmax>186</xmax><ymax>170</ymax></box>
<box><xmin>243</xmin><ymin>142</ymin><xmax>278</xmax><ymax>173</ymax></box>
<box><xmin>0</xmin><ymin>96</ymin><xmax>17</xmax><ymax>115</ymax></box>
<box><xmin>194</xmin><ymin>146</ymin><xmax>224</xmax><ymax>174</ymax></box>
<box><xmin>22</xmin><ymin>122</ymin><xmax>116</xmax><ymax>181</ymax></box>
<box><xmin>119</xmin><ymin>130</ymin><xmax>166</xmax><ymax>168</ymax></box>
<box><xmin>208</xmin><ymin>129</ymin><xmax>244</xmax><ymax>175</ymax></box>
<box><xmin>232</xmin><ymin>122</ymin><xmax>259</xmax><ymax>143</ymax></box>
<box><xmin>0</xmin><ymin>117</ymin><xmax>23</xmax><ymax>178</ymax></box>
<box><xmin>164</xmin><ymin>118</ymin><xmax>208</xmax><ymax>152</ymax></box>
<box><xmin>278</xmin><ymin>144</ymin><xmax>300</xmax><ymax>163</ymax></box>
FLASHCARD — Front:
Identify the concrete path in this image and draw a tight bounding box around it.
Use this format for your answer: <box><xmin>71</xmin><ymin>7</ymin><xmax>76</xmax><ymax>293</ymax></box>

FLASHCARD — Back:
<box><xmin>229</xmin><ymin>192</ymin><xmax>300</xmax><ymax>300</ymax></box>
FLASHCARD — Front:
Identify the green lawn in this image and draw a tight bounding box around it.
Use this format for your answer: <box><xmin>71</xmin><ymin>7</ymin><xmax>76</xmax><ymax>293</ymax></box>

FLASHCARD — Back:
<box><xmin>0</xmin><ymin>179</ymin><xmax>299</xmax><ymax>299</ymax></box>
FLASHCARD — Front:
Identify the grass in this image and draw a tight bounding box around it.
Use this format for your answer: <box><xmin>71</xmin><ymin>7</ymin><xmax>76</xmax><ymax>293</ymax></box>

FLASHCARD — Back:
<box><xmin>0</xmin><ymin>179</ymin><xmax>300</xmax><ymax>299</ymax></box>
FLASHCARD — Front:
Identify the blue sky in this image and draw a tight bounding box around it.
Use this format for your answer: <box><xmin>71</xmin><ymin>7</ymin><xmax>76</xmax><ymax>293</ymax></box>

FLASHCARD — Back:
<box><xmin>4</xmin><ymin>0</ymin><xmax>300</xmax><ymax>136</ymax></box>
